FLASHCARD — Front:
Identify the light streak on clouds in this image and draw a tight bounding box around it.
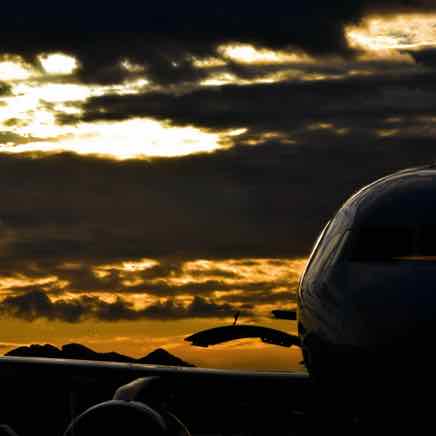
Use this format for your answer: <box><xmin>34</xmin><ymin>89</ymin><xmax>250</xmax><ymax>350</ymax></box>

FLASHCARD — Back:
<box><xmin>90</xmin><ymin>257</ymin><xmax>306</xmax><ymax>292</ymax></box>
<box><xmin>120</xmin><ymin>59</ymin><xmax>145</xmax><ymax>73</ymax></box>
<box><xmin>192</xmin><ymin>57</ymin><xmax>227</xmax><ymax>68</ymax></box>
<box><xmin>0</xmin><ymin>257</ymin><xmax>305</xmax><ymax>314</ymax></box>
<box><xmin>0</xmin><ymin>58</ymin><xmax>35</xmax><ymax>81</ymax></box>
<box><xmin>0</xmin><ymin>52</ymin><xmax>247</xmax><ymax>158</ymax></box>
<box><xmin>0</xmin><ymin>118</ymin><xmax>242</xmax><ymax>159</ymax></box>
<box><xmin>346</xmin><ymin>14</ymin><xmax>436</xmax><ymax>52</ymax></box>
<box><xmin>38</xmin><ymin>53</ymin><xmax>78</xmax><ymax>75</ymax></box>
<box><xmin>0</xmin><ymin>256</ymin><xmax>306</xmax><ymax>367</ymax></box>
<box><xmin>0</xmin><ymin>31</ymin><xmax>428</xmax><ymax>160</ymax></box>
<box><xmin>154</xmin><ymin>258</ymin><xmax>306</xmax><ymax>288</ymax></box>
<box><xmin>0</xmin><ymin>275</ymin><xmax>59</xmax><ymax>292</ymax></box>
<box><xmin>217</xmin><ymin>43</ymin><xmax>313</xmax><ymax>64</ymax></box>
<box><xmin>199</xmin><ymin>71</ymin><xmax>302</xmax><ymax>87</ymax></box>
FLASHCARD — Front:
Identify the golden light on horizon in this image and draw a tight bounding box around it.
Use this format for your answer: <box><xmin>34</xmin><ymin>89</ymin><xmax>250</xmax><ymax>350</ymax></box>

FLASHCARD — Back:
<box><xmin>346</xmin><ymin>14</ymin><xmax>436</xmax><ymax>52</ymax></box>
<box><xmin>0</xmin><ymin>315</ymin><xmax>304</xmax><ymax>370</ymax></box>
<box><xmin>38</xmin><ymin>53</ymin><xmax>78</xmax><ymax>75</ymax></box>
<box><xmin>0</xmin><ymin>256</ymin><xmax>306</xmax><ymax>369</ymax></box>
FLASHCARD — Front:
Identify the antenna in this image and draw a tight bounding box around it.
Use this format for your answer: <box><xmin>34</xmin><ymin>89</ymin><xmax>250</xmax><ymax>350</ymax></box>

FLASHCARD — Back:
<box><xmin>233</xmin><ymin>311</ymin><xmax>240</xmax><ymax>326</ymax></box>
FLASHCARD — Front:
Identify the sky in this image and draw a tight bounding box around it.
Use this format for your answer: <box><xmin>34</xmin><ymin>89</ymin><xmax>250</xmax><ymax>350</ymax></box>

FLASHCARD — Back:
<box><xmin>1</xmin><ymin>2</ymin><xmax>436</xmax><ymax>369</ymax></box>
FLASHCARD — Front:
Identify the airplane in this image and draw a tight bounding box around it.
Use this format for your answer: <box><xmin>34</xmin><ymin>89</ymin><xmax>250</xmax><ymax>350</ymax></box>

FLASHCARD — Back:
<box><xmin>297</xmin><ymin>163</ymin><xmax>436</xmax><ymax>426</ymax></box>
<box><xmin>0</xmin><ymin>164</ymin><xmax>434</xmax><ymax>435</ymax></box>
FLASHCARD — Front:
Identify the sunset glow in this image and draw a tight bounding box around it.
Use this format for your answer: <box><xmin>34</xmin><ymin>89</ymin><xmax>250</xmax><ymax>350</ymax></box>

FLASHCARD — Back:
<box><xmin>38</xmin><ymin>53</ymin><xmax>78</xmax><ymax>75</ymax></box>
<box><xmin>218</xmin><ymin>43</ymin><xmax>313</xmax><ymax>64</ymax></box>
<box><xmin>346</xmin><ymin>14</ymin><xmax>436</xmax><ymax>52</ymax></box>
<box><xmin>0</xmin><ymin>58</ymin><xmax>35</xmax><ymax>81</ymax></box>
<box><xmin>1</xmin><ymin>5</ymin><xmax>435</xmax><ymax>376</ymax></box>
<box><xmin>0</xmin><ymin>118</ymin><xmax>244</xmax><ymax>159</ymax></box>
<box><xmin>0</xmin><ymin>255</ymin><xmax>305</xmax><ymax>368</ymax></box>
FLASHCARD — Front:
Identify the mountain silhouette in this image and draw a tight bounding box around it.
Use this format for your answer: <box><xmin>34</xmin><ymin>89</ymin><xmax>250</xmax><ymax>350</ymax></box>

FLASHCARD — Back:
<box><xmin>5</xmin><ymin>343</ymin><xmax>194</xmax><ymax>367</ymax></box>
<box><xmin>136</xmin><ymin>348</ymin><xmax>191</xmax><ymax>366</ymax></box>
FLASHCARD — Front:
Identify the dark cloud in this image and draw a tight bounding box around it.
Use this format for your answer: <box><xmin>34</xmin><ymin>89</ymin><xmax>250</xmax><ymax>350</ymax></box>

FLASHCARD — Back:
<box><xmin>0</xmin><ymin>150</ymin><xmax>308</xmax><ymax>262</ymax></box>
<box><xmin>131</xmin><ymin>279</ymin><xmax>293</xmax><ymax>298</ymax></box>
<box><xmin>0</xmin><ymin>2</ymin><xmax>434</xmax><ymax>85</ymax></box>
<box><xmin>0</xmin><ymin>253</ymin><xmax>300</xmax><ymax>321</ymax></box>
<box><xmin>143</xmin><ymin>296</ymin><xmax>250</xmax><ymax>321</ymax></box>
<box><xmin>69</xmin><ymin>71</ymin><xmax>436</xmax><ymax>137</ymax></box>
<box><xmin>1</xmin><ymin>260</ymin><xmax>298</xmax><ymax>300</ymax></box>
<box><xmin>190</xmin><ymin>55</ymin><xmax>423</xmax><ymax>86</ymax></box>
<box><xmin>0</xmin><ymin>83</ymin><xmax>11</xmax><ymax>96</ymax></box>
<box><xmin>219</xmin><ymin>291</ymin><xmax>297</xmax><ymax>306</ymax></box>
<box><xmin>1</xmin><ymin>126</ymin><xmax>436</xmax><ymax>269</ymax></box>
<box><xmin>0</xmin><ymin>131</ymin><xmax>49</xmax><ymax>145</ymax></box>
<box><xmin>1</xmin><ymin>290</ymin><xmax>87</xmax><ymax>323</ymax></box>
<box><xmin>0</xmin><ymin>290</ymin><xmax>249</xmax><ymax>322</ymax></box>
<box><xmin>49</xmin><ymin>265</ymin><xmax>124</xmax><ymax>294</ymax></box>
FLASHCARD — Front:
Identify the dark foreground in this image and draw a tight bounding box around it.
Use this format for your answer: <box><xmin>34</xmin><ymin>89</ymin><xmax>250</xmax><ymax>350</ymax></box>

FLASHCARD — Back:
<box><xmin>0</xmin><ymin>355</ymin><xmax>431</xmax><ymax>435</ymax></box>
<box><xmin>0</xmin><ymin>356</ymin><xmax>316</xmax><ymax>436</ymax></box>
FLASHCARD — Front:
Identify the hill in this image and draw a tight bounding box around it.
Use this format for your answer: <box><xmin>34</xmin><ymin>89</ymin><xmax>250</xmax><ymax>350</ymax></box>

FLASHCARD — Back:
<box><xmin>5</xmin><ymin>343</ymin><xmax>194</xmax><ymax>367</ymax></box>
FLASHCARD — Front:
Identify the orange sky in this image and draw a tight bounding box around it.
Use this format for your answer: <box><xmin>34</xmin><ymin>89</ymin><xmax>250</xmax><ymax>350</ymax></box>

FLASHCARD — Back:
<box><xmin>0</xmin><ymin>258</ymin><xmax>306</xmax><ymax>370</ymax></box>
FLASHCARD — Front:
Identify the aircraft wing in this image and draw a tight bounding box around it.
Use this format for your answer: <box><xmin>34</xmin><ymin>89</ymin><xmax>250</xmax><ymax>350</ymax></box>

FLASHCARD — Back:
<box><xmin>0</xmin><ymin>356</ymin><xmax>312</xmax><ymax>436</ymax></box>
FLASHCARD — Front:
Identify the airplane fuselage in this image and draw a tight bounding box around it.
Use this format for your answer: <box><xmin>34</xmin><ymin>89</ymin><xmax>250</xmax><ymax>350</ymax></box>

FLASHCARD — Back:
<box><xmin>297</xmin><ymin>165</ymin><xmax>436</xmax><ymax>397</ymax></box>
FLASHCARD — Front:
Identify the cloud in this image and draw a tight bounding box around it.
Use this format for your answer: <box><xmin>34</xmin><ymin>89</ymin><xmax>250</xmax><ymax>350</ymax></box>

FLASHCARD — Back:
<box><xmin>0</xmin><ymin>257</ymin><xmax>301</xmax><ymax>302</ymax></box>
<box><xmin>142</xmin><ymin>296</ymin><xmax>249</xmax><ymax>320</ymax></box>
<box><xmin>0</xmin><ymin>290</ymin><xmax>249</xmax><ymax>322</ymax></box>
<box><xmin>1</xmin><ymin>290</ymin><xmax>87</xmax><ymax>323</ymax></box>
<box><xmin>0</xmin><ymin>256</ymin><xmax>301</xmax><ymax>323</ymax></box>
<box><xmin>0</xmin><ymin>3</ymin><xmax>435</xmax><ymax>86</ymax></box>
<box><xmin>218</xmin><ymin>291</ymin><xmax>297</xmax><ymax>306</ymax></box>
<box><xmin>0</xmin><ymin>83</ymin><xmax>11</xmax><ymax>96</ymax></box>
<box><xmin>0</xmin><ymin>131</ymin><xmax>49</xmax><ymax>145</ymax></box>
<box><xmin>2</xmin><ymin>5</ymin><xmax>436</xmax><ymax>324</ymax></box>
<box><xmin>69</xmin><ymin>71</ymin><xmax>436</xmax><ymax>136</ymax></box>
<box><xmin>0</xmin><ymin>126</ymin><xmax>436</xmax><ymax>268</ymax></box>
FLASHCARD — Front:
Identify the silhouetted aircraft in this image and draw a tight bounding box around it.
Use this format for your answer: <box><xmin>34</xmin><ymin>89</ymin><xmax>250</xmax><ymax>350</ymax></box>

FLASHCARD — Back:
<box><xmin>298</xmin><ymin>164</ymin><xmax>436</xmax><ymax>430</ymax></box>
<box><xmin>1</xmin><ymin>165</ymin><xmax>435</xmax><ymax>435</ymax></box>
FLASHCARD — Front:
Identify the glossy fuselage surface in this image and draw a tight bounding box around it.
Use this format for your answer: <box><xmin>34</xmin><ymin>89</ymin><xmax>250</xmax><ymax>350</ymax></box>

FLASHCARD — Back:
<box><xmin>297</xmin><ymin>166</ymin><xmax>436</xmax><ymax>386</ymax></box>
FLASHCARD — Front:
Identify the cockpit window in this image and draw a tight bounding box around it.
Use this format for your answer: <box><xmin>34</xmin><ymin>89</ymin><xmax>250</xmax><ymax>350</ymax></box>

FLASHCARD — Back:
<box><xmin>348</xmin><ymin>228</ymin><xmax>415</xmax><ymax>261</ymax></box>
<box><xmin>349</xmin><ymin>226</ymin><xmax>436</xmax><ymax>261</ymax></box>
